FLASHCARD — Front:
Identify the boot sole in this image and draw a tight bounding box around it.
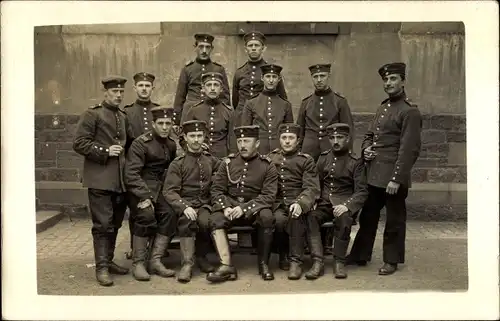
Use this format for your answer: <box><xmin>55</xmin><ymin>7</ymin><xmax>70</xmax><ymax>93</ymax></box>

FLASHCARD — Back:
<box><xmin>97</xmin><ymin>281</ymin><xmax>114</xmax><ymax>286</ymax></box>
<box><xmin>304</xmin><ymin>271</ymin><xmax>324</xmax><ymax>280</ymax></box>
<box><xmin>133</xmin><ymin>276</ymin><xmax>151</xmax><ymax>281</ymax></box>
<box><xmin>177</xmin><ymin>278</ymin><xmax>192</xmax><ymax>283</ymax></box>
<box><xmin>206</xmin><ymin>274</ymin><xmax>238</xmax><ymax>283</ymax></box>
<box><xmin>335</xmin><ymin>275</ymin><xmax>348</xmax><ymax>279</ymax></box>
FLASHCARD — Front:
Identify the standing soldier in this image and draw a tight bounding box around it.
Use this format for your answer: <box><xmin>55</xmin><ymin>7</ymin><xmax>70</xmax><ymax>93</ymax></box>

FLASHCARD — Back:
<box><xmin>173</xmin><ymin>33</ymin><xmax>230</xmax><ymax>127</ymax></box>
<box><xmin>297</xmin><ymin>63</ymin><xmax>354</xmax><ymax>161</ymax></box>
<box><xmin>232</xmin><ymin>31</ymin><xmax>288</xmax><ymax>127</ymax></box>
<box><xmin>268</xmin><ymin>123</ymin><xmax>320</xmax><ymax>280</ymax></box>
<box><xmin>206</xmin><ymin>125</ymin><xmax>278</xmax><ymax>282</ymax></box>
<box><xmin>347</xmin><ymin>62</ymin><xmax>422</xmax><ymax>276</ymax></box>
<box><xmin>73</xmin><ymin>76</ymin><xmax>132</xmax><ymax>286</ymax></box>
<box><xmin>181</xmin><ymin>72</ymin><xmax>237</xmax><ymax>158</ymax></box>
<box><xmin>305</xmin><ymin>123</ymin><xmax>368</xmax><ymax>280</ymax></box>
<box><xmin>241</xmin><ymin>64</ymin><xmax>294</xmax><ymax>155</ymax></box>
<box><xmin>164</xmin><ymin>120</ymin><xmax>222</xmax><ymax>283</ymax></box>
<box><xmin>124</xmin><ymin>106</ymin><xmax>179</xmax><ymax>281</ymax></box>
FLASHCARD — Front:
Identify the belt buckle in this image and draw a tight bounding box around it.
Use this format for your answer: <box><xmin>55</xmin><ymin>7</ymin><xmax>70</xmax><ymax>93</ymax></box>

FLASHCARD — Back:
<box><xmin>237</xmin><ymin>197</ymin><xmax>245</xmax><ymax>203</ymax></box>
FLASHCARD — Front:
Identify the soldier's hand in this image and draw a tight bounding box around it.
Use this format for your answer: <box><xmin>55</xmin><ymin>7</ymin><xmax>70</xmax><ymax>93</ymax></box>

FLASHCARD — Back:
<box><xmin>223</xmin><ymin>207</ymin><xmax>233</xmax><ymax>220</ymax></box>
<box><xmin>109</xmin><ymin>145</ymin><xmax>123</xmax><ymax>157</ymax></box>
<box><xmin>201</xmin><ymin>143</ymin><xmax>210</xmax><ymax>151</ymax></box>
<box><xmin>137</xmin><ymin>198</ymin><xmax>153</xmax><ymax>210</ymax></box>
<box><xmin>183</xmin><ymin>207</ymin><xmax>198</xmax><ymax>221</ymax></box>
<box><xmin>332</xmin><ymin>204</ymin><xmax>349</xmax><ymax>218</ymax></box>
<box><xmin>231</xmin><ymin>206</ymin><xmax>244</xmax><ymax>220</ymax></box>
<box><xmin>386</xmin><ymin>181</ymin><xmax>400</xmax><ymax>195</ymax></box>
<box><xmin>289</xmin><ymin>203</ymin><xmax>303</xmax><ymax>218</ymax></box>
<box><xmin>363</xmin><ymin>145</ymin><xmax>377</xmax><ymax>161</ymax></box>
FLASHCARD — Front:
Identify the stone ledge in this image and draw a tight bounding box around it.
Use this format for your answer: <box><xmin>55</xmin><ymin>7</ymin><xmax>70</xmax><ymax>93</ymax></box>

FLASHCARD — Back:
<box><xmin>62</xmin><ymin>23</ymin><xmax>162</xmax><ymax>35</ymax></box>
<box><xmin>400</xmin><ymin>22</ymin><xmax>465</xmax><ymax>35</ymax></box>
<box><xmin>36</xmin><ymin>210</ymin><xmax>64</xmax><ymax>233</ymax></box>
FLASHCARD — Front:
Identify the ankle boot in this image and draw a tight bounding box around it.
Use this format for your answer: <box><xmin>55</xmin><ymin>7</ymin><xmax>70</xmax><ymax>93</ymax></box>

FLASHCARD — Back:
<box><xmin>93</xmin><ymin>235</ymin><xmax>113</xmax><ymax>286</ymax></box>
<box><xmin>305</xmin><ymin>232</ymin><xmax>325</xmax><ymax>280</ymax></box>
<box><xmin>195</xmin><ymin>233</ymin><xmax>215</xmax><ymax>273</ymax></box>
<box><xmin>257</xmin><ymin>228</ymin><xmax>274</xmax><ymax>281</ymax></box>
<box><xmin>108</xmin><ymin>232</ymin><xmax>129</xmax><ymax>275</ymax></box>
<box><xmin>148</xmin><ymin>234</ymin><xmax>176</xmax><ymax>278</ymax></box>
<box><xmin>206</xmin><ymin>229</ymin><xmax>237</xmax><ymax>283</ymax></box>
<box><xmin>132</xmin><ymin>235</ymin><xmax>150</xmax><ymax>281</ymax></box>
<box><xmin>177</xmin><ymin>237</ymin><xmax>195</xmax><ymax>283</ymax></box>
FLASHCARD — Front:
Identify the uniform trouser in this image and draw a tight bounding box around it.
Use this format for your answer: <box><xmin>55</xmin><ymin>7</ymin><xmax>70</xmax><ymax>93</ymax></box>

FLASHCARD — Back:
<box><xmin>177</xmin><ymin>207</ymin><xmax>212</xmax><ymax>256</ymax></box>
<box><xmin>209</xmin><ymin>208</ymin><xmax>275</xmax><ymax>230</ymax></box>
<box><xmin>349</xmin><ymin>185</ymin><xmax>408</xmax><ymax>264</ymax></box>
<box><xmin>88</xmin><ymin>189</ymin><xmax>128</xmax><ymax>269</ymax></box>
<box><xmin>128</xmin><ymin>193</ymin><xmax>177</xmax><ymax>238</ymax></box>
<box><xmin>274</xmin><ymin>206</ymin><xmax>307</xmax><ymax>263</ymax></box>
<box><xmin>306</xmin><ymin>205</ymin><xmax>353</xmax><ymax>262</ymax></box>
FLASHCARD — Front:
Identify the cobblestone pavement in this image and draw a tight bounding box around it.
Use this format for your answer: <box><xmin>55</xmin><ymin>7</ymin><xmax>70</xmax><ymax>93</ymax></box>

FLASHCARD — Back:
<box><xmin>37</xmin><ymin>218</ymin><xmax>467</xmax><ymax>295</ymax></box>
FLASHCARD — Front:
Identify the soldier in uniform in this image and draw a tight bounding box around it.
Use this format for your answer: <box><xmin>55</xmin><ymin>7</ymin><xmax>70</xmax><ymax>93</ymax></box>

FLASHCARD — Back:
<box><xmin>232</xmin><ymin>31</ymin><xmax>287</xmax><ymax>127</ymax></box>
<box><xmin>305</xmin><ymin>123</ymin><xmax>368</xmax><ymax>280</ymax></box>
<box><xmin>268</xmin><ymin>123</ymin><xmax>320</xmax><ymax>280</ymax></box>
<box><xmin>297</xmin><ymin>63</ymin><xmax>354</xmax><ymax>161</ymax></box>
<box><xmin>173</xmin><ymin>33</ymin><xmax>230</xmax><ymax>127</ymax></box>
<box><xmin>240</xmin><ymin>64</ymin><xmax>294</xmax><ymax>155</ymax></box>
<box><xmin>181</xmin><ymin>72</ymin><xmax>237</xmax><ymax>158</ymax></box>
<box><xmin>124</xmin><ymin>106</ymin><xmax>179</xmax><ymax>281</ymax></box>
<box><xmin>164</xmin><ymin>120</ymin><xmax>222</xmax><ymax>283</ymax></box>
<box><xmin>347</xmin><ymin>62</ymin><xmax>422</xmax><ymax>276</ymax></box>
<box><xmin>73</xmin><ymin>75</ymin><xmax>132</xmax><ymax>286</ymax></box>
<box><xmin>206</xmin><ymin>125</ymin><xmax>278</xmax><ymax>282</ymax></box>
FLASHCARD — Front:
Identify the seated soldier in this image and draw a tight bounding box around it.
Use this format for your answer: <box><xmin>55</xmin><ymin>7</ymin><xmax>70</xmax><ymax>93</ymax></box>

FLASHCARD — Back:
<box><xmin>207</xmin><ymin>125</ymin><xmax>279</xmax><ymax>282</ymax></box>
<box><xmin>305</xmin><ymin>123</ymin><xmax>368</xmax><ymax>279</ymax></box>
<box><xmin>163</xmin><ymin>120</ymin><xmax>221</xmax><ymax>283</ymax></box>
<box><xmin>268</xmin><ymin>124</ymin><xmax>320</xmax><ymax>280</ymax></box>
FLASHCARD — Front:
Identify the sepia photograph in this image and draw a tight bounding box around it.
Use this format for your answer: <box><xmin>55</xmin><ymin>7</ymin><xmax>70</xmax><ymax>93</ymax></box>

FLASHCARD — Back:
<box><xmin>2</xmin><ymin>1</ymin><xmax>498</xmax><ymax>320</ymax></box>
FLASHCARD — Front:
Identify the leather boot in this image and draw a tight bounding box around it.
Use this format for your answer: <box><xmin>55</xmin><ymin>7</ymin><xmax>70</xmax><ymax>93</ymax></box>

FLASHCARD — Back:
<box><xmin>378</xmin><ymin>263</ymin><xmax>398</xmax><ymax>275</ymax></box>
<box><xmin>276</xmin><ymin>231</ymin><xmax>290</xmax><ymax>271</ymax></box>
<box><xmin>333</xmin><ymin>237</ymin><xmax>349</xmax><ymax>279</ymax></box>
<box><xmin>132</xmin><ymin>235</ymin><xmax>150</xmax><ymax>281</ymax></box>
<box><xmin>304</xmin><ymin>233</ymin><xmax>324</xmax><ymax>280</ymax></box>
<box><xmin>288</xmin><ymin>262</ymin><xmax>302</xmax><ymax>280</ymax></box>
<box><xmin>148</xmin><ymin>234</ymin><xmax>176</xmax><ymax>278</ymax></box>
<box><xmin>288</xmin><ymin>234</ymin><xmax>304</xmax><ymax>280</ymax></box>
<box><xmin>177</xmin><ymin>237</ymin><xmax>195</xmax><ymax>283</ymax></box>
<box><xmin>93</xmin><ymin>235</ymin><xmax>113</xmax><ymax>286</ymax></box>
<box><xmin>195</xmin><ymin>233</ymin><xmax>215</xmax><ymax>273</ymax></box>
<box><xmin>257</xmin><ymin>228</ymin><xmax>274</xmax><ymax>281</ymax></box>
<box><xmin>206</xmin><ymin>229</ymin><xmax>238</xmax><ymax>283</ymax></box>
<box><xmin>108</xmin><ymin>232</ymin><xmax>129</xmax><ymax>275</ymax></box>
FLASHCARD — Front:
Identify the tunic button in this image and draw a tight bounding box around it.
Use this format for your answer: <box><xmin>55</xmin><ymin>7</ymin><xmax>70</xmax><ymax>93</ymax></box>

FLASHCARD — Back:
<box><xmin>244</xmin><ymin>163</ymin><xmax>248</xmax><ymax>166</ymax></box>
<box><xmin>252</xmin><ymin>66</ymin><xmax>256</xmax><ymax>69</ymax></box>
<box><xmin>319</xmin><ymin>125</ymin><xmax>323</xmax><ymax>129</ymax></box>
<box><xmin>387</xmin><ymin>103</ymin><xmax>391</xmax><ymax>107</ymax></box>
<box><xmin>251</xmin><ymin>76</ymin><xmax>254</xmax><ymax>79</ymax></box>
<box><xmin>319</xmin><ymin>137</ymin><xmax>322</xmax><ymax>140</ymax></box>
<box><xmin>268</xmin><ymin>130</ymin><xmax>272</xmax><ymax>133</ymax></box>
<box><xmin>384</xmin><ymin>109</ymin><xmax>387</xmax><ymax>112</ymax></box>
<box><xmin>320</xmin><ymin>97</ymin><xmax>324</xmax><ymax>100</ymax></box>
<box><xmin>320</xmin><ymin>102</ymin><xmax>323</xmax><ymax>105</ymax></box>
<box><xmin>319</xmin><ymin>114</ymin><xmax>323</xmax><ymax>117</ymax></box>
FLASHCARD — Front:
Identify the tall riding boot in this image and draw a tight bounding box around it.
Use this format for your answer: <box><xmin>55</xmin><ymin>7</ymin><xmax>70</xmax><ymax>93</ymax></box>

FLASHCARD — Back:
<box><xmin>304</xmin><ymin>233</ymin><xmax>325</xmax><ymax>280</ymax></box>
<box><xmin>333</xmin><ymin>237</ymin><xmax>350</xmax><ymax>279</ymax></box>
<box><xmin>206</xmin><ymin>229</ymin><xmax>238</xmax><ymax>283</ymax></box>
<box><xmin>132</xmin><ymin>235</ymin><xmax>151</xmax><ymax>281</ymax></box>
<box><xmin>195</xmin><ymin>233</ymin><xmax>215</xmax><ymax>273</ymax></box>
<box><xmin>148</xmin><ymin>234</ymin><xmax>176</xmax><ymax>278</ymax></box>
<box><xmin>257</xmin><ymin>228</ymin><xmax>275</xmax><ymax>281</ymax></box>
<box><xmin>288</xmin><ymin>234</ymin><xmax>305</xmax><ymax>280</ymax></box>
<box><xmin>177</xmin><ymin>237</ymin><xmax>195</xmax><ymax>283</ymax></box>
<box><xmin>108</xmin><ymin>232</ymin><xmax>129</xmax><ymax>275</ymax></box>
<box><xmin>93</xmin><ymin>234</ymin><xmax>113</xmax><ymax>286</ymax></box>
<box><xmin>276</xmin><ymin>231</ymin><xmax>290</xmax><ymax>271</ymax></box>
<box><xmin>126</xmin><ymin>216</ymin><xmax>134</xmax><ymax>260</ymax></box>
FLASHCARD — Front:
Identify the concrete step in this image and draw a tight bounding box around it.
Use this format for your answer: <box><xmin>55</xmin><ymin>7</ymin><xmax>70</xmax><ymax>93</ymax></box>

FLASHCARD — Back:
<box><xmin>36</xmin><ymin>210</ymin><xmax>64</xmax><ymax>233</ymax></box>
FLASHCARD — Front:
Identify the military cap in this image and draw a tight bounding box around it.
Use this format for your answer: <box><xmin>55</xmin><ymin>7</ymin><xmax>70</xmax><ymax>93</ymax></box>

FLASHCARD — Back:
<box><xmin>182</xmin><ymin>120</ymin><xmax>207</xmax><ymax>134</ymax></box>
<box><xmin>194</xmin><ymin>33</ymin><xmax>215</xmax><ymax>44</ymax></box>
<box><xmin>234</xmin><ymin>125</ymin><xmax>260</xmax><ymax>139</ymax></box>
<box><xmin>151</xmin><ymin>106</ymin><xmax>174</xmax><ymax>121</ymax></box>
<box><xmin>260</xmin><ymin>63</ymin><xmax>283</xmax><ymax>75</ymax></box>
<box><xmin>278</xmin><ymin>123</ymin><xmax>301</xmax><ymax>136</ymax></box>
<box><xmin>243</xmin><ymin>31</ymin><xmax>266</xmax><ymax>45</ymax></box>
<box><xmin>133</xmin><ymin>72</ymin><xmax>155</xmax><ymax>84</ymax></box>
<box><xmin>326</xmin><ymin>123</ymin><xmax>351</xmax><ymax>136</ymax></box>
<box><xmin>378</xmin><ymin>62</ymin><xmax>406</xmax><ymax>78</ymax></box>
<box><xmin>309</xmin><ymin>63</ymin><xmax>332</xmax><ymax>75</ymax></box>
<box><xmin>101</xmin><ymin>75</ymin><xmax>127</xmax><ymax>89</ymax></box>
<box><xmin>201</xmin><ymin>72</ymin><xmax>224</xmax><ymax>84</ymax></box>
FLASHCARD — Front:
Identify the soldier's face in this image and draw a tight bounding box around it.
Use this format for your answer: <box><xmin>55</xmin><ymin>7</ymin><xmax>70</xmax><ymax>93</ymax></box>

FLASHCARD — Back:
<box><xmin>134</xmin><ymin>81</ymin><xmax>154</xmax><ymax>100</ymax></box>
<box><xmin>311</xmin><ymin>72</ymin><xmax>330</xmax><ymax>91</ymax></box>
<box><xmin>184</xmin><ymin>131</ymin><xmax>205</xmax><ymax>152</ymax></box>
<box><xmin>203</xmin><ymin>80</ymin><xmax>222</xmax><ymax>99</ymax></box>
<box><xmin>237</xmin><ymin>137</ymin><xmax>260</xmax><ymax>158</ymax></box>
<box><xmin>262</xmin><ymin>73</ymin><xmax>280</xmax><ymax>91</ymax></box>
<box><xmin>195</xmin><ymin>42</ymin><xmax>213</xmax><ymax>60</ymax></box>
<box><xmin>152</xmin><ymin>117</ymin><xmax>173</xmax><ymax>138</ymax></box>
<box><xmin>104</xmin><ymin>88</ymin><xmax>125</xmax><ymax>106</ymax></box>
<box><xmin>245</xmin><ymin>40</ymin><xmax>266</xmax><ymax>61</ymax></box>
<box><xmin>329</xmin><ymin>134</ymin><xmax>349</xmax><ymax>152</ymax></box>
<box><xmin>383</xmin><ymin>73</ymin><xmax>405</xmax><ymax>96</ymax></box>
<box><xmin>280</xmin><ymin>133</ymin><xmax>299</xmax><ymax>152</ymax></box>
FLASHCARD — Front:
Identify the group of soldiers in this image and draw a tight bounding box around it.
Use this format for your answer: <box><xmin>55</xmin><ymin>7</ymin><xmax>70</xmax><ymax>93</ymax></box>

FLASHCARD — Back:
<box><xmin>72</xmin><ymin>31</ymin><xmax>423</xmax><ymax>287</ymax></box>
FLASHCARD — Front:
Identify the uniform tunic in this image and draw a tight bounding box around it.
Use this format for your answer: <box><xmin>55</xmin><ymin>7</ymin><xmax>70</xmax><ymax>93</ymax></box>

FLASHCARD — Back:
<box><xmin>124</xmin><ymin>99</ymin><xmax>160</xmax><ymax>140</ymax></box>
<box><xmin>181</xmin><ymin>98</ymin><xmax>237</xmax><ymax>158</ymax></box>
<box><xmin>173</xmin><ymin>58</ymin><xmax>230</xmax><ymax>126</ymax></box>
<box><xmin>232</xmin><ymin>59</ymin><xmax>288</xmax><ymax>127</ymax></box>
<box><xmin>209</xmin><ymin>153</ymin><xmax>278</xmax><ymax>230</ymax></box>
<box><xmin>297</xmin><ymin>88</ymin><xmax>354</xmax><ymax>160</ymax></box>
<box><xmin>163</xmin><ymin>151</ymin><xmax>221</xmax><ymax>237</ymax></box>
<box><xmin>240</xmin><ymin>90</ymin><xmax>294</xmax><ymax>155</ymax></box>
